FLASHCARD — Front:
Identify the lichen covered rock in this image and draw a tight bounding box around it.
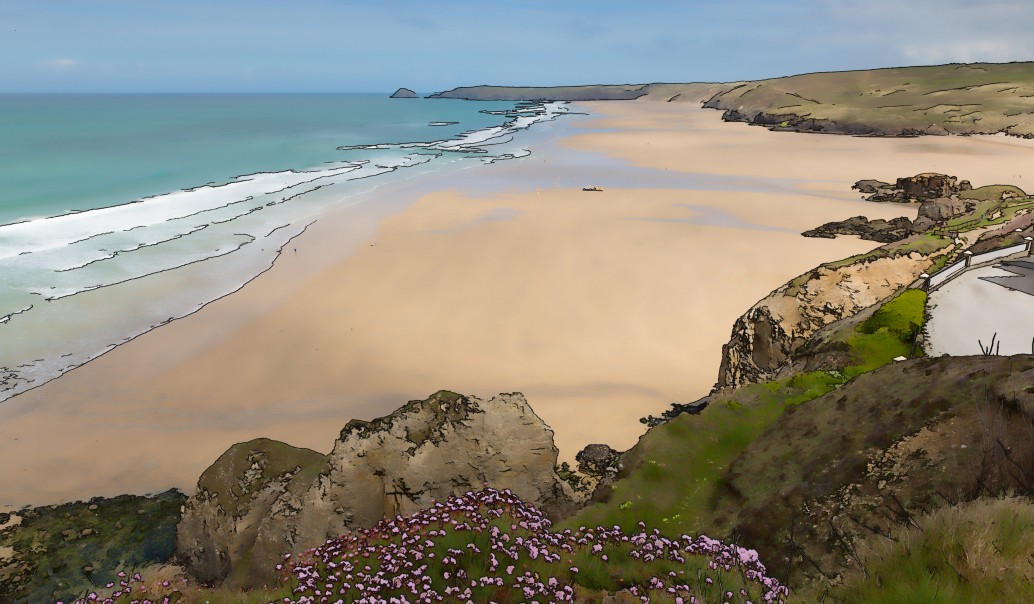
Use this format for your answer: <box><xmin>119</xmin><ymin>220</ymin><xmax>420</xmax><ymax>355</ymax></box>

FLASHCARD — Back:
<box><xmin>176</xmin><ymin>391</ymin><xmax>575</xmax><ymax>588</ymax></box>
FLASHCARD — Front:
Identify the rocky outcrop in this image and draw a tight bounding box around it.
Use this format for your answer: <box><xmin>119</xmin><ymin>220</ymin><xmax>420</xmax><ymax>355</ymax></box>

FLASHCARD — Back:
<box><xmin>851</xmin><ymin>179</ymin><xmax>892</xmax><ymax>195</ymax></box>
<box><xmin>390</xmin><ymin>87</ymin><xmax>418</xmax><ymax>98</ymax></box>
<box><xmin>639</xmin><ymin>395</ymin><xmax>710</xmax><ymax>427</ymax></box>
<box><xmin>716</xmin><ymin>252</ymin><xmax>932</xmax><ymax>389</ymax></box>
<box><xmin>896</xmin><ymin>172</ymin><xmax>959</xmax><ymax>199</ymax></box>
<box><xmin>911</xmin><ymin>196</ymin><xmax>974</xmax><ymax>232</ymax></box>
<box><xmin>176</xmin><ymin>391</ymin><xmax>576</xmax><ymax>588</ymax></box>
<box><xmin>576</xmin><ymin>444</ymin><xmax>622</xmax><ymax>479</ymax></box>
<box><xmin>861</xmin><ymin>173</ymin><xmax>971</xmax><ymax>203</ymax></box>
<box><xmin>802</xmin><ymin>216</ymin><xmax>915</xmax><ymax>243</ymax></box>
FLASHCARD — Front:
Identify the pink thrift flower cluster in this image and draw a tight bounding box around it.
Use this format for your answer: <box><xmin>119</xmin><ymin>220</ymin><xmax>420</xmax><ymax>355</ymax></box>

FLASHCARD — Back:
<box><xmin>64</xmin><ymin>488</ymin><xmax>789</xmax><ymax>604</ymax></box>
<box><xmin>280</xmin><ymin>487</ymin><xmax>788</xmax><ymax>604</ymax></box>
<box><xmin>64</xmin><ymin>572</ymin><xmax>171</xmax><ymax>604</ymax></box>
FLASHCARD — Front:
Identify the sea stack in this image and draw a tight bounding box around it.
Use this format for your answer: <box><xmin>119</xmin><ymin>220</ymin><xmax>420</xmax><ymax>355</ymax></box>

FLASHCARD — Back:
<box><xmin>390</xmin><ymin>87</ymin><xmax>418</xmax><ymax>98</ymax></box>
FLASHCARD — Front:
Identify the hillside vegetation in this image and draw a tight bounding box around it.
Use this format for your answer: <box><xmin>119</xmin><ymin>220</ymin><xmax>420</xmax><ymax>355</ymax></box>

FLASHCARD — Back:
<box><xmin>704</xmin><ymin>62</ymin><xmax>1034</xmax><ymax>137</ymax></box>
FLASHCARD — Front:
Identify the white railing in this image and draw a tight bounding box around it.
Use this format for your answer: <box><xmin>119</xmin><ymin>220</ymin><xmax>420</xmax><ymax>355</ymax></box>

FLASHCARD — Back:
<box><xmin>973</xmin><ymin>242</ymin><xmax>1028</xmax><ymax>264</ymax></box>
<box><xmin>923</xmin><ymin>239</ymin><xmax>1032</xmax><ymax>290</ymax></box>
<box><xmin>929</xmin><ymin>259</ymin><xmax>966</xmax><ymax>288</ymax></box>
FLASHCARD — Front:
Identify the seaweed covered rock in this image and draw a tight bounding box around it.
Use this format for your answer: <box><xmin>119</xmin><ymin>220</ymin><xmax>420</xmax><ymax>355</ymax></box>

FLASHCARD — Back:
<box><xmin>176</xmin><ymin>391</ymin><xmax>576</xmax><ymax>588</ymax></box>
<box><xmin>802</xmin><ymin>215</ymin><xmax>915</xmax><ymax>243</ymax></box>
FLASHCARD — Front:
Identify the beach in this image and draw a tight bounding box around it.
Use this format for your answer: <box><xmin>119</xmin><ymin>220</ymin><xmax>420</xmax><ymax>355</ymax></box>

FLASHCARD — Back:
<box><xmin>9</xmin><ymin>99</ymin><xmax>1034</xmax><ymax>508</ymax></box>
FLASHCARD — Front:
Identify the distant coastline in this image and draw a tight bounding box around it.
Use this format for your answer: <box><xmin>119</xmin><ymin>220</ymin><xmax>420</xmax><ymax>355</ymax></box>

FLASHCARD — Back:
<box><xmin>427</xmin><ymin>62</ymin><xmax>1034</xmax><ymax>138</ymax></box>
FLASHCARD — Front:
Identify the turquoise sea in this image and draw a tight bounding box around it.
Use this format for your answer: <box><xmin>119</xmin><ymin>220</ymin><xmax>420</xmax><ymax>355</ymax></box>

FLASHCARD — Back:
<box><xmin>0</xmin><ymin>94</ymin><xmax>568</xmax><ymax>401</ymax></box>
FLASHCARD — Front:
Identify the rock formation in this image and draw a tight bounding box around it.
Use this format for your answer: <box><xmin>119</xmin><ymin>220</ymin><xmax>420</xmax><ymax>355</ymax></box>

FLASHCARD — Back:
<box><xmin>716</xmin><ymin>252</ymin><xmax>932</xmax><ymax>389</ymax></box>
<box><xmin>389</xmin><ymin>87</ymin><xmax>418</xmax><ymax>98</ymax></box>
<box><xmin>802</xmin><ymin>215</ymin><xmax>915</xmax><ymax>243</ymax></box>
<box><xmin>176</xmin><ymin>391</ymin><xmax>576</xmax><ymax>588</ymax></box>
<box><xmin>858</xmin><ymin>173</ymin><xmax>971</xmax><ymax>203</ymax></box>
<box><xmin>896</xmin><ymin>172</ymin><xmax>958</xmax><ymax>200</ymax></box>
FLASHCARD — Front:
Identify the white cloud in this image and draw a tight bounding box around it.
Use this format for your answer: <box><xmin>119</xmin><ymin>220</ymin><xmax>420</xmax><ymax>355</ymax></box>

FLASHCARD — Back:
<box><xmin>903</xmin><ymin>40</ymin><xmax>1034</xmax><ymax>64</ymax></box>
<box><xmin>40</xmin><ymin>58</ymin><xmax>79</xmax><ymax>70</ymax></box>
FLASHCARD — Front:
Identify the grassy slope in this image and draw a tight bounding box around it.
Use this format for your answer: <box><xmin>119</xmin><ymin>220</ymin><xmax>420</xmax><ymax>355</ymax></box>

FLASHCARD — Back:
<box><xmin>564</xmin><ymin>289</ymin><xmax>927</xmax><ymax>540</ymax></box>
<box><xmin>807</xmin><ymin>497</ymin><xmax>1034</xmax><ymax>603</ymax></box>
<box><xmin>704</xmin><ymin>62</ymin><xmax>1034</xmax><ymax>137</ymax></box>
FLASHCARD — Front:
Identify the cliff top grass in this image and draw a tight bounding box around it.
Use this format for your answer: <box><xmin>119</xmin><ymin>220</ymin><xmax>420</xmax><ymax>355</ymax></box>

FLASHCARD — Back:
<box><xmin>804</xmin><ymin>497</ymin><xmax>1034</xmax><ymax>603</ymax></box>
<box><xmin>704</xmin><ymin>62</ymin><xmax>1034</xmax><ymax>137</ymax></box>
<box><xmin>565</xmin><ymin>288</ymin><xmax>927</xmax><ymax>546</ymax></box>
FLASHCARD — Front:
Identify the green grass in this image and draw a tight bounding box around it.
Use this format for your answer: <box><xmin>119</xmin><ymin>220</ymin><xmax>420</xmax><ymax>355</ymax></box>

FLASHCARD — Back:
<box><xmin>958</xmin><ymin>184</ymin><xmax>1026</xmax><ymax>203</ymax></box>
<box><xmin>564</xmin><ymin>288</ymin><xmax>929</xmax><ymax>564</ymax></box>
<box><xmin>809</xmin><ymin>497</ymin><xmax>1034</xmax><ymax>604</ymax></box>
<box><xmin>845</xmin><ymin>288</ymin><xmax>926</xmax><ymax>375</ymax></box>
<box><xmin>564</xmin><ymin>362</ymin><xmax>869</xmax><ymax>543</ymax></box>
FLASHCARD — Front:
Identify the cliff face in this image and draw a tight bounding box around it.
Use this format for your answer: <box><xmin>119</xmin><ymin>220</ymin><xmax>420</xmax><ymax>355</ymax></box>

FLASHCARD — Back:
<box><xmin>176</xmin><ymin>391</ymin><xmax>575</xmax><ymax>589</ymax></box>
<box><xmin>716</xmin><ymin>252</ymin><xmax>931</xmax><ymax>389</ymax></box>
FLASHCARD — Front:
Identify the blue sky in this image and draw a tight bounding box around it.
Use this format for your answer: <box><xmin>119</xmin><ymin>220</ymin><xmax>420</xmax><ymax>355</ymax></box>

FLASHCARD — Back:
<box><xmin>3</xmin><ymin>0</ymin><xmax>1034</xmax><ymax>93</ymax></box>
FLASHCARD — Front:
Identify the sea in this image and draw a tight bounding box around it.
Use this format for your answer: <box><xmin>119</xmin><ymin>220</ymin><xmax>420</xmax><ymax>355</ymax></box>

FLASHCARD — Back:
<box><xmin>0</xmin><ymin>94</ymin><xmax>571</xmax><ymax>402</ymax></box>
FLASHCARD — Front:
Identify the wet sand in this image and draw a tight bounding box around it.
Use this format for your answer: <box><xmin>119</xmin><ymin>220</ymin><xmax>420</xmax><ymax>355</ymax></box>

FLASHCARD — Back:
<box><xmin>11</xmin><ymin>100</ymin><xmax>1034</xmax><ymax>508</ymax></box>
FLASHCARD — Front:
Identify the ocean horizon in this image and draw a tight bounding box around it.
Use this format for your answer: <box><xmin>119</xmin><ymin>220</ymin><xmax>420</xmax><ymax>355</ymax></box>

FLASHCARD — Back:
<box><xmin>0</xmin><ymin>94</ymin><xmax>570</xmax><ymax>402</ymax></box>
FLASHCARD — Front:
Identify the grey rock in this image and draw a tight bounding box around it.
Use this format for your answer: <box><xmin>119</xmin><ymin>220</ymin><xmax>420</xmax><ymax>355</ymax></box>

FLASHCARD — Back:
<box><xmin>389</xmin><ymin>87</ymin><xmax>418</xmax><ymax>98</ymax></box>
<box><xmin>917</xmin><ymin>196</ymin><xmax>971</xmax><ymax>223</ymax></box>
<box><xmin>576</xmin><ymin>444</ymin><xmax>622</xmax><ymax>478</ymax></box>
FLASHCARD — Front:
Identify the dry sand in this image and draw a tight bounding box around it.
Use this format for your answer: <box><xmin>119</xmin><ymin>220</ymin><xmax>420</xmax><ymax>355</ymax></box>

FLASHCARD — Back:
<box><xmin>7</xmin><ymin>101</ymin><xmax>1034</xmax><ymax>507</ymax></box>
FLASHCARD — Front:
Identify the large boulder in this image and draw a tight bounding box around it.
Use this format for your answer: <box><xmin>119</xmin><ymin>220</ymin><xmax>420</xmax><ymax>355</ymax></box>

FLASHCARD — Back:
<box><xmin>916</xmin><ymin>196</ymin><xmax>971</xmax><ymax>223</ymax></box>
<box><xmin>176</xmin><ymin>391</ymin><xmax>575</xmax><ymax>588</ymax></box>
<box><xmin>895</xmin><ymin>173</ymin><xmax>959</xmax><ymax>200</ymax></box>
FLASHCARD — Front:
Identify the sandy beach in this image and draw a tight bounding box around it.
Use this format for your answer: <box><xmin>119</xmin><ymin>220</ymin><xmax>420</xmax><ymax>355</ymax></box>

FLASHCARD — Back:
<box><xmin>9</xmin><ymin>99</ymin><xmax>1034</xmax><ymax>508</ymax></box>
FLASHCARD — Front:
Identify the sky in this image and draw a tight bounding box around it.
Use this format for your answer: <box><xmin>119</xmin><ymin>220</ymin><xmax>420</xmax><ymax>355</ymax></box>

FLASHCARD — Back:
<box><xmin>3</xmin><ymin>0</ymin><xmax>1034</xmax><ymax>93</ymax></box>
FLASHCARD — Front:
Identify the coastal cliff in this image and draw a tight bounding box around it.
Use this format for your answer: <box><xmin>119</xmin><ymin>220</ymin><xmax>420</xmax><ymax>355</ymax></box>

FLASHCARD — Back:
<box><xmin>428</xmin><ymin>82</ymin><xmax>732</xmax><ymax>103</ymax></box>
<box><xmin>703</xmin><ymin>62</ymin><xmax>1034</xmax><ymax>137</ymax></box>
<box><xmin>715</xmin><ymin>248</ymin><xmax>936</xmax><ymax>389</ymax></box>
<box><xmin>715</xmin><ymin>171</ymin><xmax>1032</xmax><ymax>390</ymax></box>
<box><xmin>176</xmin><ymin>390</ymin><xmax>576</xmax><ymax>588</ymax></box>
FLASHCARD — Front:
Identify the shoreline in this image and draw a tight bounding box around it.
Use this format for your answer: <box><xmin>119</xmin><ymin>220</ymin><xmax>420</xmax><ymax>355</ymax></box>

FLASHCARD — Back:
<box><xmin>8</xmin><ymin>99</ymin><xmax>1034</xmax><ymax>509</ymax></box>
